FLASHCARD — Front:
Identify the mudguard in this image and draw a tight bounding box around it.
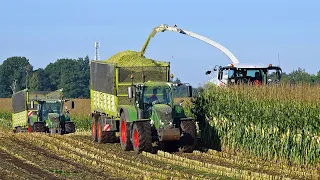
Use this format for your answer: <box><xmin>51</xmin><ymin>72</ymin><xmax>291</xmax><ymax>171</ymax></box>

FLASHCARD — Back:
<box><xmin>118</xmin><ymin>105</ymin><xmax>138</xmax><ymax>123</ymax></box>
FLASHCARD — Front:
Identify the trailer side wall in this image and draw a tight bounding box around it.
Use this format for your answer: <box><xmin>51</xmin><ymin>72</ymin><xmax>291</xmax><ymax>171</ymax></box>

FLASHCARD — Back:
<box><xmin>90</xmin><ymin>61</ymin><xmax>170</xmax><ymax>118</ymax></box>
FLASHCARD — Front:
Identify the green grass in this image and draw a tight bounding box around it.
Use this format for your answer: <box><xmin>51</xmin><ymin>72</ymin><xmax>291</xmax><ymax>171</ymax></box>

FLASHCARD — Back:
<box><xmin>71</xmin><ymin>115</ymin><xmax>91</xmax><ymax>131</ymax></box>
<box><xmin>0</xmin><ymin>111</ymin><xmax>11</xmax><ymax>129</ymax></box>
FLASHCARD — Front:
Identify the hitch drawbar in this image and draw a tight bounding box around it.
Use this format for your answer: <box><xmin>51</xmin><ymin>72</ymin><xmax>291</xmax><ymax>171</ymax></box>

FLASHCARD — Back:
<box><xmin>158</xmin><ymin>128</ymin><xmax>180</xmax><ymax>141</ymax></box>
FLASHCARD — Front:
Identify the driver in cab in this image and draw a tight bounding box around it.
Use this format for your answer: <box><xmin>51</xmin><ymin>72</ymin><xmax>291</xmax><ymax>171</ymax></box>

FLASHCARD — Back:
<box><xmin>150</xmin><ymin>88</ymin><xmax>158</xmax><ymax>102</ymax></box>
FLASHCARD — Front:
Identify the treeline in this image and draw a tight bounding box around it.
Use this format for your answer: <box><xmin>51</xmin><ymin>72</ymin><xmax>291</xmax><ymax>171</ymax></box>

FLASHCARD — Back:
<box><xmin>0</xmin><ymin>56</ymin><xmax>319</xmax><ymax>98</ymax></box>
<box><xmin>0</xmin><ymin>56</ymin><xmax>90</xmax><ymax>98</ymax></box>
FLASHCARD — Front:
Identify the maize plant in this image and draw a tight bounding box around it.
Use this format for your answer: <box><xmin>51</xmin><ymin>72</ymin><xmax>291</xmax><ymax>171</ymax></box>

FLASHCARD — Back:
<box><xmin>192</xmin><ymin>83</ymin><xmax>320</xmax><ymax>167</ymax></box>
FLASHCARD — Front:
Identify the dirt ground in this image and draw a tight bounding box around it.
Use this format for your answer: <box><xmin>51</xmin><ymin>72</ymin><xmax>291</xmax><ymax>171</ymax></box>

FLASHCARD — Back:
<box><xmin>0</xmin><ymin>128</ymin><xmax>317</xmax><ymax>180</ymax></box>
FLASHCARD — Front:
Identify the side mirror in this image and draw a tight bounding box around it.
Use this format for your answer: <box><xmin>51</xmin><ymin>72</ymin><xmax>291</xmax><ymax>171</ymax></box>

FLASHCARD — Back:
<box><xmin>187</xmin><ymin>85</ymin><xmax>193</xmax><ymax>97</ymax></box>
<box><xmin>218</xmin><ymin>70</ymin><xmax>223</xmax><ymax>80</ymax></box>
<box><xmin>30</xmin><ymin>101</ymin><xmax>34</xmax><ymax>109</ymax></box>
<box><xmin>276</xmin><ymin>70</ymin><xmax>281</xmax><ymax>79</ymax></box>
<box><xmin>128</xmin><ymin>86</ymin><xmax>133</xmax><ymax>99</ymax></box>
<box><xmin>71</xmin><ymin>101</ymin><xmax>75</xmax><ymax>109</ymax></box>
<box><xmin>205</xmin><ymin>70</ymin><xmax>211</xmax><ymax>75</ymax></box>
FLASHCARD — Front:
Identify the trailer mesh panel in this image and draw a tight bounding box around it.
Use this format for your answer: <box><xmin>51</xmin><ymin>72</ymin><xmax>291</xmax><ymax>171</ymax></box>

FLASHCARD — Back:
<box><xmin>12</xmin><ymin>91</ymin><xmax>26</xmax><ymax>113</ymax></box>
<box><xmin>90</xmin><ymin>62</ymin><xmax>115</xmax><ymax>94</ymax></box>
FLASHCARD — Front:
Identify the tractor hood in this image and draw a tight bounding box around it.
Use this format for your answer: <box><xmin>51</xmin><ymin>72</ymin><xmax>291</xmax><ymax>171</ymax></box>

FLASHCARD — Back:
<box><xmin>48</xmin><ymin>113</ymin><xmax>60</xmax><ymax>122</ymax></box>
<box><xmin>151</xmin><ymin>104</ymin><xmax>173</xmax><ymax>128</ymax></box>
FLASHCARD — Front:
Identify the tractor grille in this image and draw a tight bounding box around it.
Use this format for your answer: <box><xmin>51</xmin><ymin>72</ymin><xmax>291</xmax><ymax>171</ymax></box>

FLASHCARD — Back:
<box><xmin>49</xmin><ymin>114</ymin><xmax>60</xmax><ymax>123</ymax></box>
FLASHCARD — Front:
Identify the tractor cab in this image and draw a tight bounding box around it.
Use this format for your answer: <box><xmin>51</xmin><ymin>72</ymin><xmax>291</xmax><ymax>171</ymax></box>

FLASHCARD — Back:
<box><xmin>128</xmin><ymin>81</ymin><xmax>193</xmax><ymax>129</ymax></box>
<box><xmin>36</xmin><ymin>100</ymin><xmax>63</xmax><ymax>121</ymax></box>
<box><xmin>206</xmin><ymin>63</ymin><xmax>282</xmax><ymax>86</ymax></box>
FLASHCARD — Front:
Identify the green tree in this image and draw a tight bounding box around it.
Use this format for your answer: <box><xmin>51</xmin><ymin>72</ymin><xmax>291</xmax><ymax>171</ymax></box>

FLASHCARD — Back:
<box><xmin>44</xmin><ymin>56</ymin><xmax>90</xmax><ymax>98</ymax></box>
<box><xmin>0</xmin><ymin>57</ymin><xmax>32</xmax><ymax>97</ymax></box>
<box><xmin>29</xmin><ymin>68</ymin><xmax>50</xmax><ymax>91</ymax></box>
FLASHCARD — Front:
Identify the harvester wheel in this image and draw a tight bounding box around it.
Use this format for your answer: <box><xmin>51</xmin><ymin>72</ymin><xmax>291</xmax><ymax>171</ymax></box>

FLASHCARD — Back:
<box><xmin>180</xmin><ymin>120</ymin><xmax>196</xmax><ymax>153</ymax></box>
<box><xmin>33</xmin><ymin>122</ymin><xmax>46</xmax><ymax>133</ymax></box>
<box><xmin>132</xmin><ymin>121</ymin><xmax>152</xmax><ymax>154</ymax></box>
<box><xmin>91</xmin><ymin>117</ymin><xmax>98</xmax><ymax>142</ymax></box>
<box><xmin>97</xmin><ymin>117</ymin><xmax>117</xmax><ymax>143</ymax></box>
<box><xmin>65</xmin><ymin>122</ymin><xmax>75</xmax><ymax>134</ymax></box>
<box><xmin>120</xmin><ymin>113</ymin><xmax>132</xmax><ymax>151</ymax></box>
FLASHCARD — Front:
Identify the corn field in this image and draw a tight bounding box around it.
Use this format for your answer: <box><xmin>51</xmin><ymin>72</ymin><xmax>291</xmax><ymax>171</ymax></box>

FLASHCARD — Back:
<box><xmin>192</xmin><ymin>83</ymin><xmax>320</xmax><ymax>167</ymax></box>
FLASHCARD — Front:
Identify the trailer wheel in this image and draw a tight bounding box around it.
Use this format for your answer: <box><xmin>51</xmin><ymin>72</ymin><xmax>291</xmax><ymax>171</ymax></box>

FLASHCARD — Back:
<box><xmin>15</xmin><ymin>126</ymin><xmax>22</xmax><ymax>133</ymax></box>
<box><xmin>65</xmin><ymin>122</ymin><xmax>75</xmax><ymax>134</ymax></box>
<box><xmin>180</xmin><ymin>120</ymin><xmax>196</xmax><ymax>153</ymax></box>
<box><xmin>33</xmin><ymin>122</ymin><xmax>46</xmax><ymax>133</ymax></box>
<box><xmin>97</xmin><ymin>117</ymin><xmax>117</xmax><ymax>143</ymax></box>
<box><xmin>92</xmin><ymin>117</ymin><xmax>98</xmax><ymax>142</ymax></box>
<box><xmin>132</xmin><ymin>121</ymin><xmax>152</xmax><ymax>154</ymax></box>
<box><xmin>120</xmin><ymin>113</ymin><xmax>132</xmax><ymax>151</ymax></box>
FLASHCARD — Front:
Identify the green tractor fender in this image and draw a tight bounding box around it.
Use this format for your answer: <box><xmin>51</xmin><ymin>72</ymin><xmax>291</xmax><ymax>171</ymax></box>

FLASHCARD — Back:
<box><xmin>118</xmin><ymin>105</ymin><xmax>138</xmax><ymax>123</ymax></box>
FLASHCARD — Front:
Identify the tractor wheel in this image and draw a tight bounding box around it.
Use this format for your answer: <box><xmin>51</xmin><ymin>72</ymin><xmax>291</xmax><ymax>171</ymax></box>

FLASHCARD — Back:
<box><xmin>65</xmin><ymin>122</ymin><xmax>75</xmax><ymax>134</ymax></box>
<box><xmin>97</xmin><ymin>117</ymin><xmax>117</xmax><ymax>143</ymax></box>
<box><xmin>120</xmin><ymin>113</ymin><xmax>132</xmax><ymax>151</ymax></box>
<box><xmin>33</xmin><ymin>122</ymin><xmax>46</xmax><ymax>133</ymax></box>
<box><xmin>180</xmin><ymin>120</ymin><xmax>196</xmax><ymax>153</ymax></box>
<box><xmin>91</xmin><ymin>117</ymin><xmax>98</xmax><ymax>142</ymax></box>
<box><xmin>132</xmin><ymin>121</ymin><xmax>152</xmax><ymax>154</ymax></box>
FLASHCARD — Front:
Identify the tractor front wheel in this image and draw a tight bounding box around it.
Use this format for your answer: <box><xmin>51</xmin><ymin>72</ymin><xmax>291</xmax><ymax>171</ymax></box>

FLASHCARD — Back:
<box><xmin>132</xmin><ymin>121</ymin><xmax>152</xmax><ymax>154</ymax></box>
<box><xmin>33</xmin><ymin>122</ymin><xmax>46</xmax><ymax>133</ymax></box>
<box><xmin>65</xmin><ymin>122</ymin><xmax>75</xmax><ymax>134</ymax></box>
<box><xmin>180</xmin><ymin>120</ymin><xmax>196</xmax><ymax>153</ymax></box>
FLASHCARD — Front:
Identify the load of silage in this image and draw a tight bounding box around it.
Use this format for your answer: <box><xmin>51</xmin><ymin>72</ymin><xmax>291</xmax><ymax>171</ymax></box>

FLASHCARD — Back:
<box><xmin>104</xmin><ymin>50</ymin><xmax>169</xmax><ymax>67</ymax></box>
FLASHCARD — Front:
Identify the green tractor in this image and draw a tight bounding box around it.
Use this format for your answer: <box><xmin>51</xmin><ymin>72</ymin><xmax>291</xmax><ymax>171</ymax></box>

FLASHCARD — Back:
<box><xmin>125</xmin><ymin>81</ymin><xmax>196</xmax><ymax>153</ymax></box>
<box><xmin>28</xmin><ymin>99</ymin><xmax>75</xmax><ymax>134</ymax></box>
<box><xmin>90</xmin><ymin>60</ymin><xmax>196</xmax><ymax>153</ymax></box>
<box><xmin>12</xmin><ymin>89</ymin><xmax>76</xmax><ymax>134</ymax></box>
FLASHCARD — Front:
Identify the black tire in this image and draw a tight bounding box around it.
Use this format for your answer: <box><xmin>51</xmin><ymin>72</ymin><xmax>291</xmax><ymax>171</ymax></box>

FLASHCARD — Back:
<box><xmin>180</xmin><ymin>120</ymin><xmax>196</xmax><ymax>153</ymax></box>
<box><xmin>65</xmin><ymin>122</ymin><xmax>75</xmax><ymax>134</ymax></box>
<box><xmin>15</xmin><ymin>126</ymin><xmax>22</xmax><ymax>133</ymax></box>
<box><xmin>132</xmin><ymin>121</ymin><xmax>152</xmax><ymax>154</ymax></box>
<box><xmin>92</xmin><ymin>117</ymin><xmax>98</xmax><ymax>142</ymax></box>
<box><xmin>97</xmin><ymin>117</ymin><xmax>117</xmax><ymax>143</ymax></box>
<box><xmin>120</xmin><ymin>113</ymin><xmax>132</xmax><ymax>151</ymax></box>
<box><xmin>33</xmin><ymin>122</ymin><xmax>46</xmax><ymax>133</ymax></box>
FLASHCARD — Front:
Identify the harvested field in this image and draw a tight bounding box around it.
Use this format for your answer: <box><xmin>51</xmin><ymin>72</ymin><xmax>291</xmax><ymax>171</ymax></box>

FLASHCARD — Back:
<box><xmin>0</xmin><ymin>127</ymin><xmax>317</xmax><ymax>180</ymax></box>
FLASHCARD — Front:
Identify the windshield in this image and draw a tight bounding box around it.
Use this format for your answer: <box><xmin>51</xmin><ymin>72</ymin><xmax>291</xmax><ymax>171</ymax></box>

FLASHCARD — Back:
<box><xmin>43</xmin><ymin>102</ymin><xmax>61</xmax><ymax>113</ymax></box>
<box><xmin>142</xmin><ymin>86</ymin><xmax>172</xmax><ymax>105</ymax></box>
<box><xmin>225</xmin><ymin>68</ymin><xmax>267</xmax><ymax>84</ymax></box>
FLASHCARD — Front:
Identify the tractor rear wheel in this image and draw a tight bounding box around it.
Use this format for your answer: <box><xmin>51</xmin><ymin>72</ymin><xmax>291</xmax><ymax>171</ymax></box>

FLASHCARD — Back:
<box><xmin>180</xmin><ymin>120</ymin><xmax>196</xmax><ymax>153</ymax></box>
<box><xmin>33</xmin><ymin>122</ymin><xmax>46</xmax><ymax>133</ymax></box>
<box><xmin>91</xmin><ymin>117</ymin><xmax>98</xmax><ymax>142</ymax></box>
<box><xmin>120</xmin><ymin>113</ymin><xmax>132</xmax><ymax>151</ymax></box>
<box><xmin>97</xmin><ymin>117</ymin><xmax>117</xmax><ymax>143</ymax></box>
<box><xmin>132</xmin><ymin>121</ymin><xmax>152</xmax><ymax>154</ymax></box>
<box><xmin>65</xmin><ymin>121</ymin><xmax>75</xmax><ymax>134</ymax></box>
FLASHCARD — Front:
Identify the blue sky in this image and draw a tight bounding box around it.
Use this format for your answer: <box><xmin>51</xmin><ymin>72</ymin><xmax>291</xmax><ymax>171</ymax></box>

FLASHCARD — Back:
<box><xmin>0</xmin><ymin>0</ymin><xmax>319</xmax><ymax>86</ymax></box>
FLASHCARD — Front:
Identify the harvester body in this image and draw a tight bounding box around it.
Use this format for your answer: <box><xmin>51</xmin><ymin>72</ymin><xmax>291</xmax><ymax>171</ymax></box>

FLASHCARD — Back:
<box><xmin>90</xmin><ymin>60</ymin><xmax>196</xmax><ymax>153</ymax></box>
<box><xmin>12</xmin><ymin>89</ymin><xmax>75</xmax><ymax>134</ymax></box>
